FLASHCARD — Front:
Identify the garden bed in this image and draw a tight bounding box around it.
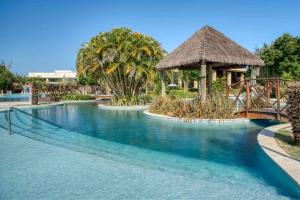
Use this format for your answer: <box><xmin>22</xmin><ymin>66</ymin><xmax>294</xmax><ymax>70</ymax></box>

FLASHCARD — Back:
<box><xmin>275</xmin><ymin>128</ymin><xmax>300</xmax><ymax>160</ymax></box>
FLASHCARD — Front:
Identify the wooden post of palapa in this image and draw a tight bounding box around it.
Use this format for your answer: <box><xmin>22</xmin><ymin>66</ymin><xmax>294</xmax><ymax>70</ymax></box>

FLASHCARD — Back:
<box><xmin>212</xmin><ymin>68</ymin><xmax>217</xmax><ymax>81</ymax></box>
<box><xmin>159</xmin><ymin>70</ymin><xmax>166</xmax><ymax>97</ymax></box>
<box><xmin>208</xmin><ymin>65</ymin><xmax>212</xmax><ymax>95</ymax></box>
<box><xmin>227</xmin><ymin>71</ymin><xmax>232</xmax><ymax>88</ymax></box>
<box><xmin>200</xmin><ymin>61</ymin><xmax>207</xmax><ymax>102</ymax></box>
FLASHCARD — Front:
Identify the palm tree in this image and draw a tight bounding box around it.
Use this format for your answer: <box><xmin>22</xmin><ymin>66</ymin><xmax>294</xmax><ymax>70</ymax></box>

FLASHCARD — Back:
<box><xmin>76</xmin><ymin>28</ymin><xmax>164</xmax><ymax>104</ymax></box>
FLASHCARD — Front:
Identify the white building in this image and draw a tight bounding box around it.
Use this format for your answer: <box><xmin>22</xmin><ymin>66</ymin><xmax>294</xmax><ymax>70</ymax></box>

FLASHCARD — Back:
<box><xmin>28</xmin><ymin>70</ymin><xmax>77</xmax><ymax>83</ymax></box>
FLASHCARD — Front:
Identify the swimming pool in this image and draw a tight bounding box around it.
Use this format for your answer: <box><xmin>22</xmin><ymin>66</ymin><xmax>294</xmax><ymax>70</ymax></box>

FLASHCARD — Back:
<box><xmin>0</xmin><ymin>94</ymin><xmax>29</xmax><ymax>102</ymax></box>
<box><xmin>0</xmin><ymin>102</ymin><xmax>300</xmax><ymax>199</ymax></box>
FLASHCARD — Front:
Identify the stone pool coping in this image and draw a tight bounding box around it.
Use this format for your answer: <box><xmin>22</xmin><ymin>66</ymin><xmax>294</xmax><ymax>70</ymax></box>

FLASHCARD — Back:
<box><xmin>0</xmin><ymin>100</ymin><xmax>100</xmax><ymax>112</ymax></box>
<box><xmin>0</xmin><ymin>102</ymin><xmax>64</xmax><ymax>112</ymax></box>
<box><xmin>61</xmin><ymin>100</ymin><xmax>97</xmax><ymax>103</ymax></box>
<box><xmin>98</xmin><ymin>104</ymin><xmax>149</xmax><ymax>110</ymax></box>
<box><xmin>143</xmin><ymin>110</ymin><xmax>250</xmax><ymax>123</ymax></box>
<box><xmin>258</xmin><ymin>123</ymin><xmax>300</xmax><ymax>187</ymax></box>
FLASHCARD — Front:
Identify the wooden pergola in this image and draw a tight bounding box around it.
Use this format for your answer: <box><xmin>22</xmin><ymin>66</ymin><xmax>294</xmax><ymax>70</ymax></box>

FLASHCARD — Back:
<box><xmin>156</xmin><ymin>25</ymin><xmax>265</xmax><ymax>102</ymax></box>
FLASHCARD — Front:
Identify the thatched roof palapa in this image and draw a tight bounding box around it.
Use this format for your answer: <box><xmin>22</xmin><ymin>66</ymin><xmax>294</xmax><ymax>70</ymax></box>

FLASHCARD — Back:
<box><xmin>156</xmin><ymin>25</ymin><xmax>265</xmax><ymax>70</ymax></box>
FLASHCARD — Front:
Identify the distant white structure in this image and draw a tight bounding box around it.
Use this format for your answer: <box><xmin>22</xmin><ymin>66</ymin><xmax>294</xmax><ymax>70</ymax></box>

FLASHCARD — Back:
<box><xmin>28</xmin><ymin>70</ymin><xmax>77</xmax><ymax>79</ymax></box>
<box><xmin>28</xmin><ymin>70</ymin><xmax>77</xmax><ymax>84</ymax></box>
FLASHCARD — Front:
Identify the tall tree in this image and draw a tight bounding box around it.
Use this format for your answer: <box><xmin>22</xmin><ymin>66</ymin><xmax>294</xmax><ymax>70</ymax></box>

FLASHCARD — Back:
<box><xmin>76</xmin><ymin>28</ymin><xmax>164</xmax><ymax>102</ymax></box>
<box><xmin>0</xmin><ymin>61</ymin><xmax>14</xmax><ymax>92</ymax></box>
<box><xmin>257</xmin><ymin>33</ymin><xmax>300</xmax><ymax>79</ymax></box>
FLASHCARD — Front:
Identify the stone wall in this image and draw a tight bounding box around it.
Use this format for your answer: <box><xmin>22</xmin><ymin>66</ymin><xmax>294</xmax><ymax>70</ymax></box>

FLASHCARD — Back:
<box><xmin>287</xmin><ymin>81</ymin><xmax>300</xmax><ymax>144</ymax></box>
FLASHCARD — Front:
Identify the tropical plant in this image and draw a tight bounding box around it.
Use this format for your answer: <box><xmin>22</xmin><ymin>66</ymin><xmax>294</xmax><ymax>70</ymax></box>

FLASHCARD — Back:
<box><xmin>76</xmin><ymin>28</ymin><xmax>165</xmax><ymax>104</ymax></box>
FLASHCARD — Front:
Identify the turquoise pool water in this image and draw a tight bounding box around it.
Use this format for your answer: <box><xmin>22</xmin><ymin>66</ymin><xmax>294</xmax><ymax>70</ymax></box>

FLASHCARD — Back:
<box><xmin>0</xmin><ymin>94</ymin><xmax>29</xmax><ymax>102</ymax></box>
<box><xmin>1</xmin><ymin>102</ymin><xmax>300</xmax><ymax>199</ymax></box>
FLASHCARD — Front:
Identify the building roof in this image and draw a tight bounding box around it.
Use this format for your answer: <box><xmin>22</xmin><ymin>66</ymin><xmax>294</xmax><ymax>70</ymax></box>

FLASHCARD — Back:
<box><xmin>156</xmin><ymin>25</ymin><xmax>265</xmax><ymax>70</ymax></box>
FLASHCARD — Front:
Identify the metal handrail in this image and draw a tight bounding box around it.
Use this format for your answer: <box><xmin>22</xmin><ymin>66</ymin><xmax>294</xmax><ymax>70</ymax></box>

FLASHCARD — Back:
<box><xmin>6</xmin><ymin>107</ymin><xmax>62</xmax><ymax>135</ymax></box>
<box><xmin>7</xmin><ymin>108</ymin><xmax>12</xmax><ymax>135</ymax></box>
<box><xmin>10</xmin><ymin>107</ymin><xmax>62</xmax><ymax>128</ymax></box>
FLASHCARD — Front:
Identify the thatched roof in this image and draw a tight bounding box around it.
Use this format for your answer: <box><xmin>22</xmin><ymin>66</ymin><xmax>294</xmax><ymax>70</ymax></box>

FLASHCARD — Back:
<box><xmin>156</xmin><ymin>25</ymin><xmax>264</xmax><ymax>69</ymax></box>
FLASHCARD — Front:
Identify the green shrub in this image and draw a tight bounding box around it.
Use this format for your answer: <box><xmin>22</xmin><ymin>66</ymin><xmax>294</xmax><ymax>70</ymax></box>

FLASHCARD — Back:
<box><xmin>168</xmin><ymin>89</ymin><xmax>198</xmax><ymax>99</ymax></box>
<box><xmin>168</xmin><ymin>90</ymin><xmax>188</xmax><ymax>98</ymax></box>
<box><xmin>149</xmin><ymin>93</ymin><xmax>236</xmax><ymax>119</ymax></box>
<box><xmin>212</xmin><ymin>78</ymin><xmax>226</xmax><ymax>93</ymax></box>
<box><xmin>61</xmin><ymin>94</ymin><xmax>94</xmax><ymax>100</ymax></box>
<box><xmin>111</xmin><ymin>94</ymin><xmax>153</xmax><ymax>106</ymax></box>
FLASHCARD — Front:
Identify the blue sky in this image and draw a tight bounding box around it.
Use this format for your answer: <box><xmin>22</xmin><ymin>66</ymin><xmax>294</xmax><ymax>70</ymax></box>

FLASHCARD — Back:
<box><xmin>1</xmin><ymin>0</ymin><xmax>300</xmax><ymax>75</ymax></box>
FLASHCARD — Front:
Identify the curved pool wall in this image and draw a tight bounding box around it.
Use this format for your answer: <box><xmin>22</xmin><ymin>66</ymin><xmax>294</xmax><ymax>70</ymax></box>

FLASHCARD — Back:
<box><xmin>0</xmin><ymin>102</ymin><xmax>300</xmax><ymax>199</ymax></box>
<box><xmin>143</xmin><ymin>110</ymin><xmax>250</xmax><ymax>123</ymax></box>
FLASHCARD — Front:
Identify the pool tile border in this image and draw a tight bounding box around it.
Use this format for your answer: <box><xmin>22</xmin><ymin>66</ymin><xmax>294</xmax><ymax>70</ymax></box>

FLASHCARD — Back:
<box><xmin>98</xmin><ymin>105</ymin><xmax>149</xmax><ymax>110</ymax></box>
<box><xmin>258</xmin><ymin>123</ymin><xmax>300</xmax><ymax>186</ymax></box>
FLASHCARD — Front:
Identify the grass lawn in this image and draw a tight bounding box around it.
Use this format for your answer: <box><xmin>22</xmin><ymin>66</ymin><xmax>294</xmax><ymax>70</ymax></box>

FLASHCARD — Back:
<box><xmin>275</xmin><ymin>129</ymin><xmax>300</xmax><ymax>160</ymax></box>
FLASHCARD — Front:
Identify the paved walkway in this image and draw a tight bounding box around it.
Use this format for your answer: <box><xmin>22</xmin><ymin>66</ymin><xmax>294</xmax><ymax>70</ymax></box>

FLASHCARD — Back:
<box><xmin>0</xmin><ymin>101</ymin><xmax>31</xmax><ymax>110</ymax></box>
<box><xmin>258</xmin><ymin>124</ymin><xmax>300</xmax><ymax>187</ymax></box>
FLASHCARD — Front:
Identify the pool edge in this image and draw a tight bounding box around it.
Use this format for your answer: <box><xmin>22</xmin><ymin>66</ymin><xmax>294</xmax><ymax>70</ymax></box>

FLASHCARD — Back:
<box><xmin>258</xmin><ymin>123</ymin><xmax>300</xmax><ymax>187</ymax></box>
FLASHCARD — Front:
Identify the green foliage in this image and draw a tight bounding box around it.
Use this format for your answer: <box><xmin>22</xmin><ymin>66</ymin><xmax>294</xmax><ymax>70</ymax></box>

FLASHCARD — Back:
<box><xmin>111</xmin><ymin>94</ymin><xmax>153</xmax><ymax>106</ymax></box>
<box><xmin>0</xmin><ymin>62</ymin><xmax>14</xmax><ymax>92</ymax></box>
<box><xmin>61</xmin><ymin>94</ymin><xmax>94</xmax><ymax>100</ymax></box>
<box><xmin>257</xmin><ymin>33</ymin><xmax>300</xmax><ymax>79</ymax></box>
<box><xmin>17</xmin><ymin>76</ymin><xmax>45</xmax><ymax>84</ymax></box>
<box><xmin>154</xmin><ymin>78</ymin><xmax>162</xmax><ymax>95</ymax></box>
<box><xmin>168</xmin><ymin>90</ymin><xmax>188</xmax><ymax>98</ymax></box>
<box><xmin>76</xmin><ymin>28</ymin><xmax>165</xmax><ymax>105</ymax></box>
<box><xmin>281</xmin><ymin>72</ymin><xmax>294</xmax><ymax>80</ymax></box>
<box><xmin>168</xmin><ymin>89</ymin><xmax>198</xmax><ymax>99</ymax></box>
<box><xmin>149</xmin><ymin>94</ymin><xmax>236</xmax><ymax>119</ymax></box>
<box><xmin>78</xmin><ymin>72</ymin><xmax>100</xmax><ymax>86</ymax></box>
<box><xmin>185</xmin><ymin>70</ymin><xmax>200</xmax><ymax>81</ymax></box>
<box><xmin>78</xmin><ymin>75</ymin><xmax>88</xmax><ymax>85</ymax></box>
<box><xmin>212</xmin><ymin>78</ymin><xmax>226</xmax><ymax>93</ymax></box>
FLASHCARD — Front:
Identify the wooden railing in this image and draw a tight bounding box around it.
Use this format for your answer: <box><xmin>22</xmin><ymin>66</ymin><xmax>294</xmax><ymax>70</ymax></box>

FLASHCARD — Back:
<box><xmin>226</xmin><ymin>78</ymin><xmax>293</xmax><ymax>120</ymax></box>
